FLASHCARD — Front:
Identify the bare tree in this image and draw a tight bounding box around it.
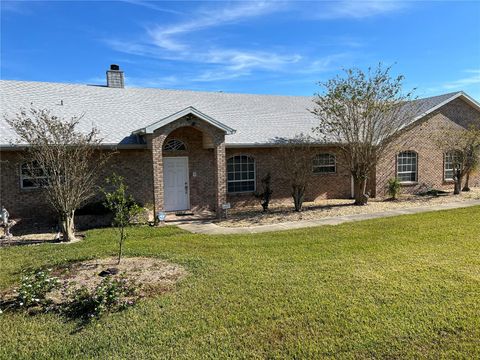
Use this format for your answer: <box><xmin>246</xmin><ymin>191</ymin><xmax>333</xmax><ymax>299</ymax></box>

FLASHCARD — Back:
<box><xmin>312</xmin><ymin>64</ymin><xmax>416</xmax><ymax>205</ymax></box>
<box><xmin>6</xmin><ymin>108</ymin><xmax>111</xmax><ymax>241</ymax></box>
<box><xmin>277</xmin><ymin>134</ymin><xmax>315</xmax><ymax>211</ymax></box>
<box><xmin>438</xmin><ymin>125</ymin><xmax>480</xmax><ymax>194</ymax></box>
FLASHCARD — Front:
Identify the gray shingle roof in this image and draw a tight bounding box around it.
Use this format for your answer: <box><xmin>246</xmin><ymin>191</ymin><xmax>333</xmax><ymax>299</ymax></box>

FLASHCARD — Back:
<box><xmin>0</xmin><ymin>80</ymin><xmax>470</xmax><ymax>147</ymax></box>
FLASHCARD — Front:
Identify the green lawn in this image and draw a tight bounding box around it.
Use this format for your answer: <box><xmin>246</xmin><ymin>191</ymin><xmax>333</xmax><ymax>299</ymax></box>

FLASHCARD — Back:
<box><xmin>1</xmin><ymin>207</ymin><xmax>479</xmax><ymax>359</ymax></box>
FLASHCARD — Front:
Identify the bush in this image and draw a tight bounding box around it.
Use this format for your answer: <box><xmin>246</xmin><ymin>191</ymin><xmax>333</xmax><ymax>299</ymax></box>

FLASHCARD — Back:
<box><xmin>15</xmin><ymin>269</ymin><xmax>59</xmax><ymax>309</ymax></box>
<box><xmin>254</xmin><ymin>173</ymin><xmax>273</xmax><ymax>212</ymax></box>
<box><xmin>387</xmin><ymin>178</ymin><xmax>401</xmax><ymax>200</ymax></box>
<box><xmin>63</xmin><ymin>276</ymin><xmax>137</xmax><ymax>320</ymax></box>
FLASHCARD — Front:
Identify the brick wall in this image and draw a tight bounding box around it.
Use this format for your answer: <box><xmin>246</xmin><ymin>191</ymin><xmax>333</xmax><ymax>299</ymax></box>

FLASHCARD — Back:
<box><xmin>225</xmin><ymin>146</ymin><xmax>352</xmax><ymax>207</ymax></box>
<box><xmin>375</xmin><ymin>98</ymin><xmax>480</xmax><ymax>196</ymax></box>
<box><xmin>0</xmin><ymin>149</ymin><xmax>153</xmax><ymax>224</ymax></box>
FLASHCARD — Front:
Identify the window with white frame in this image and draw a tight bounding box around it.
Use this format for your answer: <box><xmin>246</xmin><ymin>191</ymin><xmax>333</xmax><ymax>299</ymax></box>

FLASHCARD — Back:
<box><xmin>20</xmin><ymin>162</ymin><xmax>49</xmax><ymax>189</ymax></box>
<box><xmin>444</xmin><ymin>151</ymin><xmax>461</xmax><ymax>181</ymax></box>
<box><xmin>313</xmin><ymin>153</ymin><xmax>336</xmax><ymax>174</ymax></box>
<box><xmin>163</xmin><ymin>139</ymin><xmax>186</xmax><ymax>151</ymax></box>
<box><xmin>227</xmin><ymin>155</ymin><xmax>255</xmax><ymax>193</ymax></box>
<box><xmin>396</xmin><ymin>151</ymin><xmax>418</xmax><ymax>182</ymax></box>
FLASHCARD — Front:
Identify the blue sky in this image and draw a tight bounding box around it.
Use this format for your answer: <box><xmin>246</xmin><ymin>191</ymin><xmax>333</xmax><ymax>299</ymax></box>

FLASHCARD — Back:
<box><xmin>1</xmin><ymin>1</ymin><xmax>479</xmax><ymax>99</ymax></box>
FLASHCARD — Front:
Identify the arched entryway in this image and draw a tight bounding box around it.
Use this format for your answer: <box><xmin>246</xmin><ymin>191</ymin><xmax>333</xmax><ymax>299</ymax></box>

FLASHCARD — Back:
<box><xmin>133</xmin><ymin>107</ymin><xmax>235</xmax><ymax>219</ymax></box>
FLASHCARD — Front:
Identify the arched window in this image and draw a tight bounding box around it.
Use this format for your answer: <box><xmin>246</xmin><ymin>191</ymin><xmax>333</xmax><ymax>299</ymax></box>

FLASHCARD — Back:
<box><xmin>227</xmin><ymin>155</ymin><xmax>255</xmax><ymax>193</ymax></box>
<box><xmin>313</xmin><ymin>153</ymin><xmax>336</xmax><ymax>173</ymax></box>
<box><xmin>163</xmin><ymin>139</ymin><xmax>186</xmax><ymax>151</ymax></box>
<box><xmin>396</xmin><ymin>151</ymin><xmax>418</xmax><ymax>182</ymax></box>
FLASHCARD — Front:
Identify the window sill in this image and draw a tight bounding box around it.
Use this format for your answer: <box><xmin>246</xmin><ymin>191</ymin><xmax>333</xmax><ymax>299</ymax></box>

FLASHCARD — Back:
<box><xmin>312</xmin><ymin>172</ymin><xmax>337</xmax><ymax>176</ymax></box>
<box><xmin>20</xmin><ymin>187</ymin><xmax>43</xmax><ymax>192</ymax></box>
<box><xmin>227</xmin><ymin>191</ymin><xmax>255</xmax><ymax>196</ymax></box>
<box><xmin>399</xmin><ymin>181</ymin><xmax>418</xmax><ymax>186</ymax></box>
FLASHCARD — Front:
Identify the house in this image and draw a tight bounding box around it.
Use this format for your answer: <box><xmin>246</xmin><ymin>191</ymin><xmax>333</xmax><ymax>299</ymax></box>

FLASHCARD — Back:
<box><xmin>1</xmin><ymin>65</ymin><xmax>479</xmax><ymax>224</ymax></box>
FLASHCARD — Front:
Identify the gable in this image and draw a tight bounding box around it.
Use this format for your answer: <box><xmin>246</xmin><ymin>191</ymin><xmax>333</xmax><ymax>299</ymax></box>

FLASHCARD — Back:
<box><xmin>433</xmin><ymin>96</ymin><xmax>480</xmax><ymax>129</ymax></box>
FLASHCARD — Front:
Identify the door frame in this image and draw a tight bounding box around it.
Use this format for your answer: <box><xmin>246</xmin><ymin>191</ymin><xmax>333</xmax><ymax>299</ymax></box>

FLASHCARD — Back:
<box><xmin>163</xmin><ymin>156</ymin><xmax>190</xmax><ymax>211</ymax></box>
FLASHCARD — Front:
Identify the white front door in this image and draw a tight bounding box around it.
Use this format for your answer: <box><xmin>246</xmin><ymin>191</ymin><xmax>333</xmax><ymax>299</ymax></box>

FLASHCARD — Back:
<box><xmin>163</xmin><ymin>157</ymin><xmax>189</xmax><ymax>211</ymax></box>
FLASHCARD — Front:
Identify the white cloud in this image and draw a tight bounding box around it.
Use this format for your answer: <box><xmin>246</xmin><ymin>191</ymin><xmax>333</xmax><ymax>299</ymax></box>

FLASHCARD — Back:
<box><xmin>121</xmin><ymin>0</ymin><xmax>183</xmax><ymax>15</ymax></box>
<box><xmin>1</xmin><ymin>1</ymin><xmax>31</xmax><ymax>14</ymax></box>
<box><xmin>441</xmin><ymin>69</ymin><xmax>480</xmax><ymax>90</ymax></box>
<box><xmin>420</xmin><ymin>70</ymin><xmax>480</xmax><ymax>100</ymax></box>
<box><xmin>147</xmin><ymin>1</ymin><xmax>285</xmax><ymax>52</ymax></box>
<box><xmin>107</xmin><ymin>1</ymin><xmax>300</xmax><ymax>79</ymax></box>
<box><xmin>105</xmin><ymin>1</ymin><xmax>402</xmax><ymax>85</ymax></box>
<box><xmin>311</xmin><ymin>0</ymin><xmax>407</xmax><ymax>20</ymax></box>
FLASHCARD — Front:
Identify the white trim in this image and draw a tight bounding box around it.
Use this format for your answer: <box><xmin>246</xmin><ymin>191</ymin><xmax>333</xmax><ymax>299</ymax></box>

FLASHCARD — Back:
<box><xmin>163</xmin><ymin>156</ymin><xmax>190</xmax><ymax>211</ymax></box>
<box><xmin>443</xmin><ymin>151</ymin><xmax>461</xmax><ymax>182</ymax></box>
<box><xmin>396</xmin><ymin>151</ymin><xmax>418</xmax><ymax>183</ymax></box>
<box><xmin>19</xmin><ymin>162</ymin><xmax>48</xmax><ymax>189</ymax></box>
<box><xmin>226</xmin><ymin>154</ymin><xmax>256</xmax><ymax>194</ymax></box>
<box><xmin>312</xmin><ymin>153</ymin><xmax>336</xmax><ymax>174</ymax></box>
<box><xmin>133</xmin><ymin>106</ymin><xmax>236</xmax><ymax>135</ymax></box>
<box><xmin>163</xmin><ymin>138</ymin><xmax>187</xmax><ymax>151</ymax></box>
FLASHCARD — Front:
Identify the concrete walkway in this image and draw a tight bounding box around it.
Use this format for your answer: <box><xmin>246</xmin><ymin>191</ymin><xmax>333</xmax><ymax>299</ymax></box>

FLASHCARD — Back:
<box><xmin>176</xmin><ymin>199</ymin><xmax>480</xmax><ymax>235</ymax></box>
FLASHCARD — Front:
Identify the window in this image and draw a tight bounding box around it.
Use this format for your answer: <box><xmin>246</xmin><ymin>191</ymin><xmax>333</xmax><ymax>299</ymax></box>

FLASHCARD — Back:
<box><xmin>20</xmin><ymin>162</ymin><xmax>48</xmax><ymax>189</ymax></box>
<box><xmin>164</xmin><ymin>139</ymin><xmax>186</xmax><ymax>151</ymax></box>
<box><xmin>444</xmin><ymin>151</ymin><xmax>461</xmax><ymax>181</ymax></box>
<box><xmin>227</xmin><ymin>155</ymin><xmax>255</xmax><ymax>193</ymax></box>
<box><xmin>396</xmin><ymin>151</ymin><xmax>418</xmax><ymax>182</ymax></box>
<box><xmin>313</xmin><ymin>153</ymin><xmax>336</xmax><ymax>174</ymax></box>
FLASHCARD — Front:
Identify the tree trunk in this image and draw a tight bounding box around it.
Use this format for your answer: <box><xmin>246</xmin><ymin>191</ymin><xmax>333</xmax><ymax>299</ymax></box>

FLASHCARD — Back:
<box><xmin>462</xmin><ymin>172</ymin><xmax>471</xmax><ymax>192</ymax></box>
<box><xmin>453</xmin><ymin>170</ymin><xmax>463</xmax><ymax>195</ymax></box>
<box><xmin>118</xmin><ymin>227</ymin><xmax>125</xmax><ymax>265</ymax></box>
<box><xmin>454</xmin><ymin>178</ymin><xmax>463</xmax><ymax>195</ymax></box>
<box><xmin>60</xmin><ymin>210</ymin><xmax>75</xmax><ymax>242</ymax></box>
<box><xmin>353</xmin><ymin>177</ymin><xmax>368</xmax><ymax>205</ymax></box>
<box><xmin>292</xmin><ymin>185</ymin><xmax>305</xmax><ymax>212</ymax></box>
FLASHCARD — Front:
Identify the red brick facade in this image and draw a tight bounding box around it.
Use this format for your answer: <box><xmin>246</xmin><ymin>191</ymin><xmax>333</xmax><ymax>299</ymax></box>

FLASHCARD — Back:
<box><xmin>1</xmin><ymin>98</ymin><xmax>479</xmax><ymax>225</ymax></box>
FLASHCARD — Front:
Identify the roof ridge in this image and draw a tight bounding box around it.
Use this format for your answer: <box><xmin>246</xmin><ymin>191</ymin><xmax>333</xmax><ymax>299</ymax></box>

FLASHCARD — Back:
<box><xmin>0</xmin><ymin>79</ymin><xmax>312</xmax><ymax>99</ymax></box>
<box><xmin>1</xmin><ymin>79</ymin><xmax>465</xmax><ymax>102</ymax></box>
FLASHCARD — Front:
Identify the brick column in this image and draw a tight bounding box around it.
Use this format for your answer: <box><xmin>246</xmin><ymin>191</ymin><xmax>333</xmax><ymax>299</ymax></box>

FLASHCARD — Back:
<box><xmin>214</xmin><ymin>137</ymin><xmax>227</xmax><ymax>219</ymax></box>
<box><xmin>151</xmin><ymin>132</ymin><xmax>167</xmax><ymax>221</ymax></box>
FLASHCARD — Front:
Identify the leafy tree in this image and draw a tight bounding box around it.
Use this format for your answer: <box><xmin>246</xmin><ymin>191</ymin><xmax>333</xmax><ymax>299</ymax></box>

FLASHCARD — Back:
<box><xmin>439</xmin><ymin>125</ymin><xmax>480</xmax><ymax>194</ymax></box>
<box><xmin>312</xmin><ymin>64</ymin><xmax>417</xmax><ymax>205</ymax></box>
<box><xmin>6</xmin><ymin>108</ymin><xmax>111</xmax><ymax>241</ymax></box>
<box><xmin>102</xmin><ymin>174</ymin><xmax>141</xmax><ymax>264</ymax></box>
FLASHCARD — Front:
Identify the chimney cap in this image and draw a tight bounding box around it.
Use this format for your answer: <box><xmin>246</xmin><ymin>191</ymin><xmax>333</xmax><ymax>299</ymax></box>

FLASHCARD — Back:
<box><xmin>110</xmin><ymin>64</ymin><xmax>120</xmax><ymax>71</ymax></box>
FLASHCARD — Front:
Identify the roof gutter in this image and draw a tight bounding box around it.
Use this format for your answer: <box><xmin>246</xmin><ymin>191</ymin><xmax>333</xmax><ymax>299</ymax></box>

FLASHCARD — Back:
<box><xmin>0</xmin><ymin>143</ymin><xmax>148</xmax><ymax>151</ymax></box>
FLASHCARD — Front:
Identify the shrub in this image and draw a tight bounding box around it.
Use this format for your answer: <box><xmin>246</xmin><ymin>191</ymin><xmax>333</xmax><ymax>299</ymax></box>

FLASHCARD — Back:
<box><xmin>387</xmin><ymin>178</ymin><xmax>401</xmax><ymax>200</ymax></box>
<box><xmin>15</xmin><ymin>269</ymin><xmax>59</xmax><ymax>309</ymax></box>
<box><xmin>255</xmin><ymin>173</ymin><xmax>273</xmax><ymax>212</ymax></box>
<box><xmin>63</xmin><ymin>276</ymin><xmax>137</xmax><ymax>320</ymax></box>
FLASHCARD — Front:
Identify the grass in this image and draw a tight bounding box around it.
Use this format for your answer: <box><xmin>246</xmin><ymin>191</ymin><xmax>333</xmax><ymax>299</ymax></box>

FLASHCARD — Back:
<box><xmin>1</xmin><ymin>206</ymin><xmax>480</xmax><ymax>359</ymax></box>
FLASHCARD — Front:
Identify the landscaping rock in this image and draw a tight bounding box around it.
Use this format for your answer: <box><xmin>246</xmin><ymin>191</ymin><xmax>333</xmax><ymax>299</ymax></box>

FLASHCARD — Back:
<box><xmin>99</xmin><ymin>268</ymin><xmax>119</xmax><ymax>277</ymax></box>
